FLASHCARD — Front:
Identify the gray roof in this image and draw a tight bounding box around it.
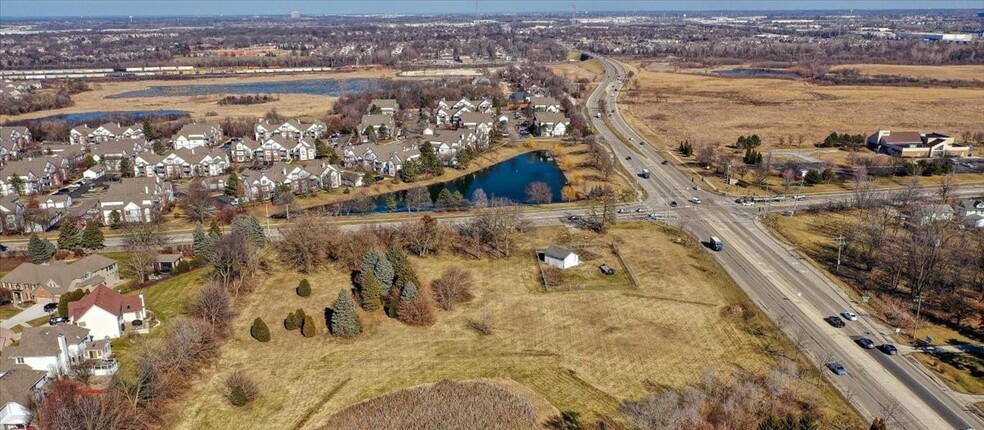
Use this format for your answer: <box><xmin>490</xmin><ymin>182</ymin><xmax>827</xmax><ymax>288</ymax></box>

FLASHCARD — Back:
<box><xmin>881</xmin><ymin>132</ymin><xmax>924</xmax><ymax>145</ymax></box>
<box><xmin>360</xmin><ymin>114</ymin><xmax>396</xmax><ymax>127</ymax></box>
<box><xmin>5</xmin><ymin>324</ymin><xmax>90</xmax><ymax>358</ymax></box>
<box><xmin>958</xmin><ymin>199</ymin><xmax>984</xmax><ymax>210</ymax></box>
<box><xmin>535</xmin><ymin>112</ymin><xmax>570</xmax><ymax>124</ymax></box>
<box><xmin>0</xmin><ymin>361</ymin><xmax>46</xmax><ymax>407</ymax></box>
<box><xmin>544</xmin><ymin>245</ymin><xmax>575</xmax><ymax>260</ymax></box>
<box><xmin>1</xmin><ymin>254</ymin><xmax>116</xmax><ymax>292</ymax></box>
<box><xmin>458</xmin><ymin>112</ymin><xmax>494</xmax><ymax>125</ymax></box>
<box><xmin>370</xmin><ymin>99</ymin><xmax>399</xmax><ymax>110</ymax></box>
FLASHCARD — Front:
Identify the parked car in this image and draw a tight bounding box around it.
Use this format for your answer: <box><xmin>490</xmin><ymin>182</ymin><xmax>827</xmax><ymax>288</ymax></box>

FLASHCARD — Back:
<box><xmin>880</xmin><ymin>344</ymin><xmax>898</xmax><ymax>355</ymax></box>
<box><xmin>826</xmin><ymin>361</ymin><xmax>848</xmax><ymax>375</ymax></box>
<box><xmin>43</xmin><ymin>303</ymin><xmax>58</xmax><ymax>313</ymax></box>
<box><xmin>841</xmin><ymin>311</ymin><xmax>858</xmax><ymax>321</ymax></box>
<box><xmin>49</xmin><ymin>316</ymin><xmax>69</xmax><ymax>325</ymax></box>
<box><xmin>132</xmin><ymin>319</ymin><xmax>144</xmax><ymax>326</ymax></box>
<box><xmin>825</xmin><ymin>316</ymin><xmax>846</xmax><ymax>328</ymax></box>
<box><xmin>599</xmin><ymin>264</ymin><xmax>616</xmax><ymax>275</ymax></box>
<box><xmin>856</xmin><ymin>338</ymin><xmax>875</xmax><ymax>349</ymax></box>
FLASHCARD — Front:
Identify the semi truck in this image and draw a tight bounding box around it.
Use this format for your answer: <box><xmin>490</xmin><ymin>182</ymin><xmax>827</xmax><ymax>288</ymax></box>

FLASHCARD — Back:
<box><xmin>710</xmin><ymin>236</ymin><xmax>724</xmax><ymax>251</ymax></box>
<box><xmin>640</xmin><ymin>169</ymin><xmax>651</xmax><ymax>179</ymax></box>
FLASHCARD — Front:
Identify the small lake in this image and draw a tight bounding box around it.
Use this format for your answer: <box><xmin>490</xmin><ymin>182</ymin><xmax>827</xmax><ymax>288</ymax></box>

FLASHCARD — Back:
<box><xmin>25</xmin><ymin>110</ymin><xmax>190</xmax><ymax>126</ymax></box>
<box><xmin>714</xmin><ymin>68</ymin><xmax>801</xmax><ymax>79</ymax></box>
<box><xmin>319</xmin><ymin>151</ymin><xmax>566</xmax><ymax>214</ymax></box>
<box><xmin>108</xmin><ymin>78</ymin><xmax>379</xmax><ymax>98</ymax></box>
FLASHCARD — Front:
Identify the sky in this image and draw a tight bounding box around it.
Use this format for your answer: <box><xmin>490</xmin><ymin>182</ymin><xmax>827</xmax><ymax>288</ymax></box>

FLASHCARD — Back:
<box><xmin>1</xmin><ymin>0</ymin><xmax>981</xmax><ymax>18</ymax></box>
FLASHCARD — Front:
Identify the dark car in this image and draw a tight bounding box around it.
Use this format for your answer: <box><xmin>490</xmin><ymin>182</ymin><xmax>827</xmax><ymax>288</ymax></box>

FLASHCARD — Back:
<box><xmin>825</xmin><ymin>316</ymin><xmax>846</xmax><ymax>328</ymax></box>
<box><xmin>43</xmin><ymin>303</ymin><xmax>58</xmax><ymax>313</ymax></box>
<box><xmin>856</xmin><ymin>338</ymin><xmax>875</xmax><ymax>349</ymax></box>
<box><xmin>826</xmin><ymin>361</ymin><xmax>847</xmax><ymax>376</ymax></box>
<box><xmin>880</xmin><ymin>344</ymin><xmax>898</xmax><ymax>355</ymax></box>
<box><xmin>567</xmin><ymin>215</ymin><xmax>580</xmax><ymax>221</ymax></box>
<box><xmin>49</xmin><ymin>316</ymin><xmax>69</xmax><ymax>325</ymax></box>
<box><xmin>670</xmin><ymin>201</ymin><xmax>678</xmax><ymax>207</ymax></box>
<box><xmin>661</xmin><ymin>160</ymin><xmax>668</xmax><ymax>165</ymax></box>
<box><xmin>625</xmin><ymin>156</ymin><xmax>632</xmax><ymax>160</ymax></box>
<box><xmin>132</xmin><ymin>319</ymin><xmax>144</xmax><ymax>327</ymax></box>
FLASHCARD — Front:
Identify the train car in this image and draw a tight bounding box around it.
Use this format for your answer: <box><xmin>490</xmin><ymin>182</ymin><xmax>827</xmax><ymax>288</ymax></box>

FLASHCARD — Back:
<box><xmin>176</xmin><ymin>66</ymin><xmax>194</xmax><ymax>71</ymax></box>
<box><xmin>125</xmin><ymin>67</ymin><xmax>144</xmax><ymax>72</ymax></box>
<box><xmin>160</xmin><ymin>66</ymin><xmax>177</xmax><ymax>71</ymax></box>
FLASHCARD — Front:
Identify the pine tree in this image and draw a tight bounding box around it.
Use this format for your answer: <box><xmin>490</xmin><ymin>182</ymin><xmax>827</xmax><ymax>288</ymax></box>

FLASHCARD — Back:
<box><xmin>153</xmin><ymin>140</ymin><xmax>166</xmax><ymax>155</ymax></box>
<box><xmin>142</xmin><ymin>119</ymin><xmax>156</xmax><ymax>141</ymax></box>
<box><xmin>296</xmin><ymin>279</ymin><xmax>311</xmax><ymax>297</ymax></box>
<box><xmin>80</xmin><ymin>221</ymin><xmax>105</xmax><ymax>250</ymax></box>
<box><xmin>301</xmin><ymin>315</ymin><xmax>317</xmax><ymax>337</ymax></box>
<box><xmin>57</xmin><ymin>220</ymin><xmax>80</xmax><ymax>250</ymax></box>
<box><xmin>386</xmin><ymin>245</ymin><xmax>418</xmax><ymax>294</ymax></box>
<box><xmin>359</xmin><ymin>249</ymin><xmax>382</xmax><ymax>284</ymax></box>
<box><xmin>231</xmin><ymin>215</ymin><xmax>265</xmax><ymax>246</ymax></box>
<box><xmin>284</xmin><ymin>311</ymin><xmax>299</xmax><ymax>330</ymax></box>
<box><xmin>250</xmin><ymin>318</ymin><xmax>270</xmax><ymax>342</ymax></box>
<box><xmin>108</xmin><ymin>210</ymin><xmax>122</xmax><ymax>228</ymax></box>
<box><xmin>374</xmin><ymin>254</ymin><xmax>394</xmax><ymax>292</ymax></box>
<box><xmin>208</xmin><ymin>219</ymin><xmax>222</xmax><ymax>238</ymax></box>
<box><xmin>315</xmin><ymin>138</ymin><xmax>330</xmax><ymax>158</ymax></box>
<box><xmin>224</xmin><ymin>172</ymin><xmax>242</xmax><ymax>197</ymax></box>
<box><xmin>400</xmin><ymin>282</ymin><xmax>419</xmax><ymax>301</ymax></box>
<box><xmin>27</xmin><ymin>233</ymin><xmax>55</xmax><ymax>264</ymax></box>
<box><xmin>330</xmin><ymin>290</ymin><xmax>361</xmax><ymax>338</ymax></box>
<box><xmin>360</xmin><ymin>272</ymin><xmax>382</xmax><ymax>311</ymax></box>
<box><xmin>192</xmin><ymin>222</ymin><xmax>213</xmax><ymax>258</ymax></box>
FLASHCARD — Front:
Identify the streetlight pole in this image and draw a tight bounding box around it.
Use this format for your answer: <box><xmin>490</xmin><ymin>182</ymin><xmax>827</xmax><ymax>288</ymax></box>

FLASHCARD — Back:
<box><xmin>835</xmin><ymin>235</ymin><xmax>845</xmax><ymax>273</ymax></box>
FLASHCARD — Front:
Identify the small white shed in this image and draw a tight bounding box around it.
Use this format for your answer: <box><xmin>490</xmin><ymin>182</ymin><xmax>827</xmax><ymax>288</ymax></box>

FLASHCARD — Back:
<box><xmin>543</xmin><ymin>245</ymin><xmax>579</xmax><ymax>270</ymax></box>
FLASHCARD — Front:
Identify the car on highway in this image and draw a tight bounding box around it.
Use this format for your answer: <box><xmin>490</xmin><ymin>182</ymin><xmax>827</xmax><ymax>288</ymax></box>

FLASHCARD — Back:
<box><xmin>635</xmin><ymin>208</ymin><xmax>647</xmax><ymax>213</ymax></box>
<box><xmin>43</xmin><ymin>303</ymin><xmax>58</xmax><ymax>313</ymax></box>
<box><xmin>618</xmin><ymin>208</ymin><xmax>627</xmax><ymax>214</ymax></box>
<box><xmin>625</xmin><ymin>156</ymin><xmax>632</xmax><ymax>160</ymax></box>
<box><xmin>567</xmin><ymin>215</ymin><xmax>580</xmax><ymax>221</ymax></box>
<box><xmin>661</xmin><ymin>160</ymin><xmax>668</xmax><ymax>165</ymax></box>
<box><xmin>692</xmin><ymin>185</ymin><xmax>701</xmax><ymax>191</ymax></box>
<box><xmin>826</xmin><ymin>361</ymin><xmax>848</xmax><ymax>376</ymax></box>
<box><xmin>670</xmin><ymin>201</ymin><xmax>678</xmax><ymax>207</ymax></box>
<box><xmin>741</xmin><ymin>200</ymin><xmax>754</xmax><ymax>206</ymax></box>
<box><xmin>690</xmin><ymin>197</ymin><xmax>702</xmax><ymax>204</ymax></box>
<box><xmin>880</xmin><ymin>344</ymin><xmax>898</xmax><ymax>355</ymax></box>
<box><xmin>841</xmin><ymin>311</ymin><xmax>858</xmax><ymax>321</ymax></box>
<box><xmin>628</xmin><ymin>137</ymin><xmax>633</xmax><ymax>141</ymax></box>
<box><xmin>856</xmin><ymin>337</ymin><xmax>875</xmax><ymax>349</ymax></box>
<box><xmin>825</xmin><ymin>316</ymin><xmax>846</xmax><ymax>328</ymax></box>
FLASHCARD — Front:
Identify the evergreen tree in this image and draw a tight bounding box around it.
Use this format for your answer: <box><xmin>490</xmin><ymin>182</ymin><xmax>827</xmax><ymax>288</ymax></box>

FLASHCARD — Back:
<box><xmin>119</xmin><ymin>158</ymin><xmax>132</xmax><ymax>177</ymax></box>
<box><xmin>142</xmin><ymin>119</ymin><xmax>156</xmax><ymax>141</ymax></box>
<box><xmin>359</xmin><ymin>249</ymin><xmax>382</xmax><ymax>284</ymax></box>
<box><xmin>284</xmin><ymin>311</ymin><xmax>299</xmax><ymax>330</ymax></box>
<box><xmin>386</xmin><ymin>245</ymin><xmax>418</xmax><ymax>294</ymax></box>
<box><xmin>250</xmin><ymin>318</ymin><xmax>271</xmax><ymax>342</ymax></box>
<box><xmin>9</xmin><ymin>175</ymin><xmax>25</xmax><ymax>194</ymax></box>
<box><xmin>400</xmin><ymin>282</ymin><xmax>419</xmax><ymax>301</ymax></box>
<box><xmin>192</xmin><ymin>223</ymin><xmax>213</xmax><ymax>258</ymax></box>
<box><xmin>330</xmin><ymin>290</ymin><xmax>361</xmax><ymax>338</ymax></box>
<box><xmin>327</xmin><ymin>147</ymin><xmax>341</xmax><ymax>165</ymax></box>
<box><xmin>152</xmin><ymin>140</ymin><xmax>166</xmax><ymax>155</ymax></box>
<box><xmin>208</xmin><ymin>219</ymin><xmax>222</xmax><ymax>238</ymax></box>
<box><xmin>301</xmin><ymin>315</ymin><xmax>317</xmax><ymax>337</ymax></box>
<box><xmin>224</xmin><ymin>172</ymin><xmax>242</xmax><ymax>197</ymax></box>
<box><xmin>296</xmin><ymin>279</ymin><xmax>311</xmax><ymax>297</ymax></box>
<box><xmin>360</xmin><ymin>272</ymin><xmax>382</xmax><ymax>311</ymax></box>
<box><xmin>294</xmin><ymin>308</ymin><xmax>306</xmax><ymax>325</ymax></box>
<box><xmin>27</xmin><ymin>233</ymin><xmax>55</xmax><ymax>264</ymax></box>
<box><xmin>315</xmin><ymin>138</ymin><xmax>330</xmax><ymax>158</ymax></box>
<box><xmin>419</xmin><ymin>141</ymin><xmax>443</xmax><ymax>175</ymax></box>
<box><xmin>58</xmin><ymin>289</ymin><xmax>87</xmax><ymax>317</ymax></box>
<box><xmin>80</xmin><ymin>221</ymin><xmax>105</xmax><ymax>250</ymax></box>
<box><xmin>108</xmin><ymin>210</ymin><xmax>122</xmax><ymax>228</ymax></box>
<box><xmin>232</xmin><ymin>215</ymin><xmax>265</xmax><ymax>246</ymax></box>
<box><xmin>373</xmin><ymin>253</ymin><xmax>394</xmax><ymax>292</ymax></box>
<box><xmin>57</xmin><ymin>220</ymin><xmax>81</xmax><ymax>250</ymax></box>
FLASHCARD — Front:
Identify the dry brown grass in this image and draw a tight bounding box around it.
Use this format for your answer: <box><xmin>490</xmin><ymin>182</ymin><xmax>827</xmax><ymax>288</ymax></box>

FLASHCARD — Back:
<box><xmin>0</xmin><ymin>69</ymin><xmax>400</xmax><ymax>123</ymax></box>
<box><xmin>620</xmin><ymin>64</ymin><xmax>984</xmax><ymax>152</ymax></box>
<box><xmin>169</xmin><ymin>222</ymin><xmax>860</xmax><ymax>430</ymax></box>
<box><xmin>830</xmin><ymin>64</ymin><xmax>984</xmax><ymax>81</ymax></box>
<box><xmin>318</xmin><ymin>379</ymin><xmax>540</xmax><ymax>430</ymax></box>
<box><xmin>550</xmin><ymin>59</ymin><xmax>606</xmax><ymax>83</ymax></box>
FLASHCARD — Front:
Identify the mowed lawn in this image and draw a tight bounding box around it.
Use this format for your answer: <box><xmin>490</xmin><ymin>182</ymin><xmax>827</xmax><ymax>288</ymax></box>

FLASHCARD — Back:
<box><xmin>171</xmin><ymin>222</ymin><xmax>857</xmax><ymax>429</ymax></box>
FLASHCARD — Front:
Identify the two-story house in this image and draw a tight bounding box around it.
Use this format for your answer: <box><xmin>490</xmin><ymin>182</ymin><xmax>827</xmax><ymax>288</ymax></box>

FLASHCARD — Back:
<box><xmin>173</xmin><ymin>122</ymin><xmax>223</xmax><ymax>149</ymax></box>
<box><xmin>69</xmin><ymin>284</ymin><xmax>148</xmax><ymax>340</ymax></box>
<box><xmin>98</xmin><ymin>177</ymin><xmax>171</xmax><ymax>224</ymax></box>
<box><xmin>0</xmin><ymin>254</ymin><xmax>120</xmax><ymax>304</ymax></box>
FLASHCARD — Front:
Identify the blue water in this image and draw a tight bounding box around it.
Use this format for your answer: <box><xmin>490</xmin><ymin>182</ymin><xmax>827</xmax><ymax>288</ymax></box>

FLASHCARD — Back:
<box><xmin>715</xmin><ymin>69</ymin><xmax>801</xmax><ymax>79</ymax></box>
<box><xmin>107</xmin><ymin>78</ymin><xmax>378</xmax><ymax>98</ymax></box>
<box><xmin>28</xmin><ymin>110</ymin><xmax>190</xmax><ymax>126</ymax></box>
<box><xmin>325</xmin><ymin>151</ymin><xmax>567</xmax><ymax>214</ymax></box>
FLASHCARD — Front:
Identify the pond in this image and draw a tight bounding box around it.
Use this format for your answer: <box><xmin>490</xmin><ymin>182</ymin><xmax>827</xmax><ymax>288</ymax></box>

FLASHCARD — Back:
<box><xmin>714</xmin><ymin>68</ymin><xmax>801</xmax><ymax>79</ymax></box>
<box><xmin>319</xmin><ymin>151</ymin><xmax>566</xmax><ymax>214</ymax></box>
<box><xmin>107</xmin><ymin>78</ymin><xmax>379</xmax><ymax>98</ymax></box>
<box><xmin>23</xmin><ymin>110</ymin><xmax>190</xmax><ymax>127</ymax></box>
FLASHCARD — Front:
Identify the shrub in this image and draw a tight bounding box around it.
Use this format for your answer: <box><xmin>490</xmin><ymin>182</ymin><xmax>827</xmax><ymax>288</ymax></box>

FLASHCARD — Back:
<box><xmin>330</xmin><ymin>290</ymin><xmax>361</xmax><ymax>338</ymax></box>
<box><xmin>397</xmin><ymin>291</ymin><xmax>436</xmax><ymax>326</ymax></box>
<box><xmin>284</xmin><ymin>312</ymin><xmax>299</xmax><ymax>330</ymax></box>
<box><xmin>301</xmin><ymin>315</ymin><xmax>317</xmax><ymax>337</ymax></box>
<box><xmin>296</xmin><ymin>279</ymin><xmax>311</xmax><ymax>297</ymax></box>
<box><xmin>467</xmin><ymin>309</ymin><xmax>495</xmax><ymax>336</ymax></box>
<box><xmin>431</xmin><ymin>266</ymin><xmax>475</xmax><ymax>311</ymax></box>
<box><xmin>360</xmin><ymin>272</ymin><xmax>382</xmax><ymax>311</ymax></box>
<box><xmin>222</xmin><ymin>371</ymin><xmax>259</xmax><ymax>407</ymax></box>
<box><xmin>250</xmin><ymin>318</ymin><xmax>270</xmax><ymax>342</ymax></box>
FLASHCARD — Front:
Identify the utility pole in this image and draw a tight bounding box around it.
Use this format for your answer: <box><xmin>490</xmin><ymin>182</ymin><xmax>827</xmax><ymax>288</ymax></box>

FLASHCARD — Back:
<box><xmin>835</xmin><ymin>235</ymin><xmax>845</xmax><ymax>273</ymax></box>
<box><xmin>912</xmin><ymin>294</ymin><xmax>925</xmax><ymax>342</ymax></box>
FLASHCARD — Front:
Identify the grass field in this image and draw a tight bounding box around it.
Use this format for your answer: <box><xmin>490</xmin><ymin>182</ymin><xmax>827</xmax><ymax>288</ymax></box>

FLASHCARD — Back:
<box><xmin>170</xmin><ymin>222</ymin><xmax>859</xmax><ymax>429</ymax></box>
<box><xmin>912</xmin><ymin>352</ymin><xmax>984</xmax><ymax>395</ymax></box>
<box><xmin>0</xmin><ymin>68</ymin><xmax>400</xmax><ymax>123</ymax></box>
<box><xmin>619</xmin><ymin>62</ymin><xmax>983</xmax><ymax>153</ymax></box>
<box><xmin>829</xmin><ymin>64</ymin><xmax>984</xmax><ymax>81</ymax></box>
<box><xmin>550</xmin><ymin>59</ymin><xmax>606</xmax><ymax>84</ymax></box>
<box><xmin>0</xmin><ymin>305</ymin><xmax>22</xmax><ymax>320</ymax></box>
<box><xmin>125</xmin><ymin>268</ymin><xmax>209</xmax><ymax>323</ymax></box>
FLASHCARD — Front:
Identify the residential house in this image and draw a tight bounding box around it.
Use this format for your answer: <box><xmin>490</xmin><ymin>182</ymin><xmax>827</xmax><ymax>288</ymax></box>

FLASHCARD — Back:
<box><xmin>173</xmin><ymin>122</ymin><xmax>223</xmax><ymax>149</ymax></box>
<box><xmin>434</xmin><ymin>108</ymin><xmax>452</xmax><ymax>126</ymax></box>
<box><xmin>509</xmin><ymin>91</ymin><xmax>531</xmax><ymax>107</ymax></box>
<box><xmin>369</xmin><ymin>99</ymin><xmax>400</xmax><ymax>116</ymax></box>
<box><xmin>427</xmin><ymin>130</ymin><xmax>480</xmax><ymax>164</ymax></box>
<box><xmin>245</xmin><ymin>162</ymin><xmax>318</xmax><ymax>200</ymax></box>
<box><xmin>458</xmin><ymin>112</ymin><xmax>495</xmax><ymax>138</ymax></box>
<box><xmin>0</xmin><ymin>361</ymin><xmax>47</xmax><ymax>430</ymax></box>
<box><xmin>957</xmin><ymin>199</ymin><xmax>984</xmax><ymax>217</ymax></box>
<box><xmin>99</xmin><ymin>177</ymin><xmax>171</xmax><ymax>224</ymax></box>
<box><xmin>307</xmin><ymin>161</ymin><xmax>342</xmax><ymax>190</ymax></box>
<box><xmin>155</xmin><ymin>254</ymin><xmax>183</xmax><ymax>273</ymax></box>
<box><xmin>867</xmin><ymin>130</ymin><xmax>969</xmax><ymax>158</ymax></box>
<box><xmin>342</xmin><ymin>143</ymin><xmax>420</xmax><ymax>176</ymax></box>
<box><xmin>529</xmin><ymin>96</ymin><xmax>562</xmax><ymax>113</ymax></box>
<box><xmin>0</xmin><ymin>139</ymin><xmax>22</xmax><ymax>166</ymax></box>
<box><xmin>542</xmin><ymin>245</ymin><xmax>580</xmax><ymax>269</ymax></box>
<box><xmin>86</xmin><ymin>123</ymin><xmax>144</xmax><ymax>144</ymax></box>
<box><xmin>0</xmin><ymin>254</ymin><xmax>120</xmax><ymax>305</ymax></box>
<box><xmin>227</xmin><ymin>138</ymin><xmax>261</xmax><ymax>163</ymax></box>
<box><xmin>0</xmin><ymin>157</ymin><xmax>67</xmax><ymax>196</ymax></box>
<box><xmin>257</xmin><ymin>136</ymin><xmax>292</xmax><ymax>163</ymax></box>
<box><xmin>69</xmin><ymin>124</ymin><xmax>93</xmax><ymax>145</ymax></box>
<box><xmin>0</xmin><ymin>194</ymin><xmax>61</xmax><ymax>234</ymax></box>
<box><xmin>290</xmin><ymin>137</ymin><xmax>316</xmax><ymax>162</ymax></box>
<box><xmin>535</xmin><ymin>112</ymin><xmax>570</xmax><ymax>137</ymax></box>
<box><xmin>254</xmin><ymin>119</ymin><xmax>327</xmax><ymax>141</ymax></box>
<box><xmin>136</xmin><ymin>148</ymin><xmax>230</xmax><ymax>179</ymax></box>
<box><xmin>3</xmin><ymin>325</ymin><xmax>92</xmax><ymax>375</ymax></box>
<box><xmin>359</xmin><ymin>115</ymin><xmax>397</xmax><ymax>143</ymax></box>
<box><xmin>82</xmin><ymin>164</ymin><xmax>106</xmax><ymax>180</ymax></box>
<box><xmin>0</xmin><ymin>126</ymin><xmax>32</xmax><ymax>148</ymax></box>
<box><xmin>69</xmin><ymin>284</ymin><xmax>148</xmax><ymax>340</ymax></box>
<box><xmin>38</xmin><ymin>194</ymin><xmax>72</xmax><ymax>210</ymax></box>
<box><xmin>913</xmin><ymin>203</ymin><xmax>955</xmax><ymax>225</ymax></box>
<box><xmin>340</xmin><ymin>171</ymin><xmax>365</xmax><ymax>187</ymax></box>
<box><xmin>0</xmin><ymin>194</ymin><xmax>24</xmax><ymax>234</ymax></box>
<box><xmin>88</xmin><ymin>137</ymin><xmax>147</xmax><ymax>172</ymax></box>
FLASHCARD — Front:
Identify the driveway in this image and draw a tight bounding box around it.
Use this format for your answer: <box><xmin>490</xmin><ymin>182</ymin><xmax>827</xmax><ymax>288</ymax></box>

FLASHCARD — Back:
<box><xmin>0</xmin><ymin>304</ymin><xmax>49</xmax><ymax>329</ymax></box>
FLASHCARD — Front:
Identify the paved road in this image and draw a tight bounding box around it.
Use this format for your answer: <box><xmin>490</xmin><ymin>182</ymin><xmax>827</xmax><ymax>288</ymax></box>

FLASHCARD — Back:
<box><xmin>0</xmin><ymin>303</ymin><xmax>49</xmax><ymax>329</ymax></box>
<box><xmin>589</xmin><ymin>55</ymin><xmax>982</xmax><ymax>430</ymax></box>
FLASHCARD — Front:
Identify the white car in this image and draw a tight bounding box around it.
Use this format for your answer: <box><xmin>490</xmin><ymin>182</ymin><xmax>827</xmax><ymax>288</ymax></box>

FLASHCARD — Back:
<box><xmin>690</xmin><ymin>197</ymin><xmax>702</xmax><ymax>204</ymax></box>
<box><xmin>841</xmin><ymin>311</ymin><xmax>858</xmax><ymax>321</ymax></box>
<box><xmin>741</xmin><ymin>201</ymin><xmax>754</xmax><ymax>206</ymax></box>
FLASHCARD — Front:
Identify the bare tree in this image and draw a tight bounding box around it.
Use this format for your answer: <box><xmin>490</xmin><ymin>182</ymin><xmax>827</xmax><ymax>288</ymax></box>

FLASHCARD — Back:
<box><xmin>403</xmin><ymin>215</ymin><xmax>444</xmax><ymax>257</ymax></box>
<box><xmin>937</xmin><ymin>173</ymin><xmax>958</xmax><ymax>204</ymax></box>
<box><xmin>695</xmin><ymin>142</ymin><xmax>716</xmax><ymax>168</ymax></box>
<box><xmin>277</xmin><ymin>217</ymin><xmax>333</xmax><ymax>272</ymax></box>
<box><xmin>180</xmin><ymin>181</ymin><xmax>216</xmax><ymax>223</ymax></box>
<box><xmin>186</xmin><ymin>282</ymin><xmax>234</xmax><ymax>335</ymax></box>
<box><xmin>852</xmin><ymin>165</ymin><xmax>874</xmax><ymax>211</ymax></box>
<box><xmin>781</xmin><ymin>168</ymin><xmax>796</xmax><ymax>194</ymax></box>
<box><xmin>458</xmin><ymin>198</ymin><xmax>523</xmax><ymax>258</ymax></box>
<box><xmin>431</xmin><ymin>266</ymin><xmax>476</xmax><ymax>310</ymax></box>
<box><xmin>405</xmin><ymin>187</ymin><xmax>431</xmax><ymax>213</ymax></box>
<box><xmin>121</xmin><ymin>223</ymin><xmax>168</xmax><ymax>284</ymax></box>
<box><xmin>525</xmin><ymin>181</ymin><xmax>552</xmax><ymax>204</ymax></box>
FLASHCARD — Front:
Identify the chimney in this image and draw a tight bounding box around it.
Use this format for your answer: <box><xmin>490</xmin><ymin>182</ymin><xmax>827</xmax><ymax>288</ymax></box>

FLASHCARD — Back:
<box><xmin>57</xmin><ymin>333</ymin><xmax>70</xmax><ymax>373</ymax></box>
<box><xmin>282</xmin><ymin>167</ymin><xmax>287</xmax><ymax>176</ymax></box>
<box><xmin>144</xmin><ymin>185</ymin><xmax>149</xmax><ymax>194</ymax></box>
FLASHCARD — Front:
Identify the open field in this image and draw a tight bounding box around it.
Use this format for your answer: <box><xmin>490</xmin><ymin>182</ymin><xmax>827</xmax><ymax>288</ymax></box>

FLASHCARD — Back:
<box><xmin>170</xmin><ymin>222</ymin><xmax>859</xmax><ymax>429</ymax></box>
<box><xmin>0</xmin><ymin>68</ymin><xmax>400</xmax><ymax>123</ymax></box>
<box><xmin>619</xmin><ymin>62</ymin><xmax>984</xmax><ymax>152</ymax></box>
<box><xmin>913</xmin><ymin>352</ymin><xmax>984</xmax><ymax>395</ymax></box>
<box><xmin>830</xmin><ymin>64</ymin><xmax>984</xmax><ymax>81</ymax></box>
<box><xmin>549</xmin><ymin>59</ymin><xmax>605</xmax><ymax>84</ymax></box>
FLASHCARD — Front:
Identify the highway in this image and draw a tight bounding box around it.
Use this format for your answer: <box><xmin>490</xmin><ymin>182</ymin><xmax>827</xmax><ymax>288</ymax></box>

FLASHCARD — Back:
<box><xmin>588</xmin><ymin>54</ymin><xmax>983</xmax><ymax>430</ymax></box>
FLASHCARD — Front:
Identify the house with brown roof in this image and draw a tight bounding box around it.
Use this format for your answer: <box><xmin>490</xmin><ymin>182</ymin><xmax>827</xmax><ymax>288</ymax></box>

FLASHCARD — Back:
<box><xmin>68</xmin><ymin>284</ymin><xmax>147</xmax><ymax>340</ymax></box>
<box><xmin>0</xmin><ymin>361</ymin><xmax>47</xmax><ymax>429</ymax></box>
<box><xmin>867</xmin><ymin>130</ymin><xmax>969</xmax><ymax>158</ymax></box>
<box><xmin>0</xmin><ymin>254</ymin><xmax>119</xmax><ymax>305</ymax></box>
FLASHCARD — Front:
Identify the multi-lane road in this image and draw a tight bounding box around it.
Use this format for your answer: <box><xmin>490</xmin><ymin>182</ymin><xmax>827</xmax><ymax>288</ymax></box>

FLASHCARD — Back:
<box><xmin>588</xmin><ymin>54</ymin><xmax>982</xmax><ymax>430</ymax></box>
